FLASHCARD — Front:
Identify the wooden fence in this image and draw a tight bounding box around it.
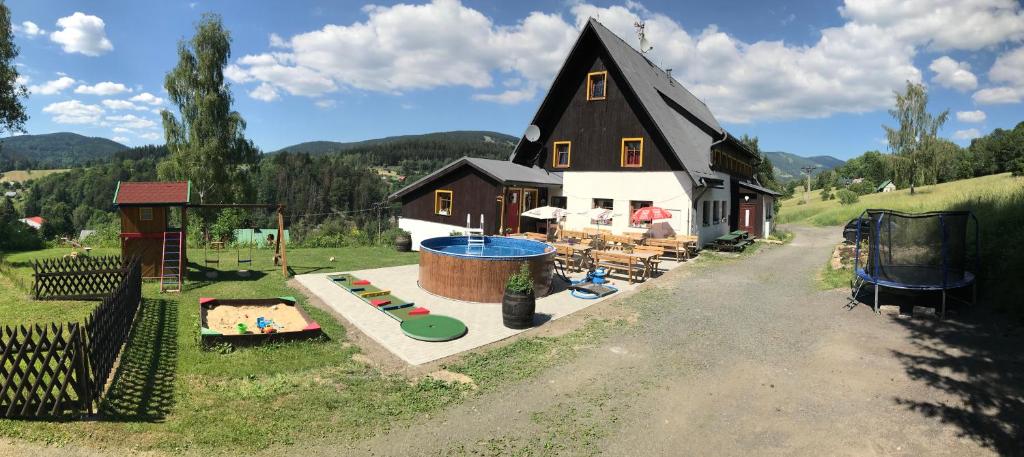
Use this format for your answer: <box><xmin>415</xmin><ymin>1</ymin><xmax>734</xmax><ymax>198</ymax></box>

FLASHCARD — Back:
<box><xmin>32</xmin><ymin>255</ymin><xmax>128</xmax><ymax>301</ymax></box>
<box><xmin>0</xmin><ymin>257</ymin><xmax>142</xmax><ymax>418</ymax></box>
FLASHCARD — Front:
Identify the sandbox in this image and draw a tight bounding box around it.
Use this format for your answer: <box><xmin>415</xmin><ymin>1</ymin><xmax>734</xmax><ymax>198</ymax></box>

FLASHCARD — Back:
<box><xmin>199</xmin><ymin>296</ymin><xmax>322</xmax><ymax>347</ymax></box>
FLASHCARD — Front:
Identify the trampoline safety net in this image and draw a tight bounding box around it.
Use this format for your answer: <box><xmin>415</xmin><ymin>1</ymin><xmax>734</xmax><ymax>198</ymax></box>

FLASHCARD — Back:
<box><xmin>856</xmin><ymin>209</ymin><xmax>978</xmax><ymax>290</ymax></box>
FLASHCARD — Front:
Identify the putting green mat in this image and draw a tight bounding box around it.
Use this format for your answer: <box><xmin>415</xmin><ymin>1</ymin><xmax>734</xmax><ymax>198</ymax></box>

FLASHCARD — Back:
<box><xmin>400</xmin><ymin>315</ymin><xmax>468</xmax><ymax>342</ymax></box>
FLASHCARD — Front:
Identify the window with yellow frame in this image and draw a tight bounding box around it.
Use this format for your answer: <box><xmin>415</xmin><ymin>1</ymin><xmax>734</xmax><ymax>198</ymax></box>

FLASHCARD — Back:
<box><xmin>620</xmin><ymin>137</ymin><xmax>643</xmax><ymax>168</ymax></box>
<box><xmin>586</xmin><ymin>71</ymin><xmax>607</xmax><ymax>101</ymax></box>
<box><xmin>434</xmin><ymin>190</ymin><xmax>453</xmax><ymax>216</ymax></box>
<box><xmin>552</xmin><ymin>141</ymin><xmax>571</xmax><ymax>168</ymax></box>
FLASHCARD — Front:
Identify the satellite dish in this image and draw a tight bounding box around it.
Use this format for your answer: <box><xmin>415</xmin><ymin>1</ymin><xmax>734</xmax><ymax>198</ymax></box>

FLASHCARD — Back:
<box><xmin>640</xmin><ymin>36</ymin><xmax>652</xmax><ymax>53</ymax></box>
<box><xmin>524</xmin><ymin>124</ymin><xmax>541</xmax><ymax>142</ymax></box>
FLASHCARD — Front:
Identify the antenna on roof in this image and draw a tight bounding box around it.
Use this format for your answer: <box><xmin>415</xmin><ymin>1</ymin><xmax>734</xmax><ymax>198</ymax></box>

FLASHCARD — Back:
<box><xmin>635</xmin><ymin>21</ymin><xmax>653</xmax><ymax>54</ymax></box>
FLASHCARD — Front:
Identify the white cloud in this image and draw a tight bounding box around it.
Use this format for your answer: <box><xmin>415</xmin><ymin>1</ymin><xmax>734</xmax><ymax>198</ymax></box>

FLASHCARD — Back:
<box><xmin>15</xmin><ymin>75</ymin><xmax>29</xmax><ymax>86</ymax></box>
<box><xmin>928</xmin><ymin>56</ymin><xmax>977</xmax><ymax>91</ymax></box>
<box><xmin>839</xmin><ymin>0</ymin><xmax>1024</xmax><ymax>50</ymax></box>
<box><xmin>112</xmin><ymin>136</ymin><xmax>130</xmax><ymax>144</ymax></box>
<box><xmin>14</xmin><ymin>21</ymin><xmax>46</xmax><ymax>38</ymax></box>
<box><xmin>42</xmin><ymin>100</ymin><xmax>104</xmax><ymax>124</ymax></box>
<box><xmin>472</xmin><ymin>84</ymin><xmax>539</xmax><ymax>104</ymax></box>
<box><xmin>314</xmin><ymin>99</ymin><xmax>336</xmax><ymax>109</ymax></box>
<box><xmin>106</xmin><ymin>114</ymin><xmax>156</xmax><ymax>129</ymax></box>
<box><xmin>248</xmin><ymin>82</ymin><xmax>280</xmax><ymax>101</ymax></box>
<box><xmin>130</xmin><ymin>92</ymin><xmax>164</xmax><ymax>105</ymax></box>
<box><xmin>102</xmin><ymin>99</ymin><xmax>147</xmax><ymax>110</ymax></box>
<box><xmin>139</xmin><ymin>131</ymin><xmax>161</xmax><ymax>141</ymax></box>
<box><xmin>955</xmin><ymin>110</ymin><xmax>986</xmax><ymax>123</ymax></box>
<box><xmin>973</xmin><ymin>46</ymin><xmax>1024</xmax><ymax>104</ymax></box>
<box><xmin>28</xmin><ymin>76</ymin><xmax>76</xmax><ymax>95</ymax></box>
<box><xmin>75</xmin><ymin>81</ymin><xmax>131</xmax><ymax>95</ymax></box>
<box><xmin>973</xmin><ymin>86</ymin><xmax>1023</xmax><ymax>104</ymax></box>
<box><xmin>112</xmin><ymin>127</ymin><xmax>134</xmax><ymax>134</ymax></box>
<box><xmin>953</xmin><ymin>128</ymin><xmax>982</xmax><ymax>140</ymax></box>
<box><xmin>225</xmin><ymin>0</ymin><xmax>1024</xmax><ymax>121</ymax></box>
<box><xmin>50</xmin><ymin>12</ymin><xmax>114</xmax><ymax>56</ymax></box>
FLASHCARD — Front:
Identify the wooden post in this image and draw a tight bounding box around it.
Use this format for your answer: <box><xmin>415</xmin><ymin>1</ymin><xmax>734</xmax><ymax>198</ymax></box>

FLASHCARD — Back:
<box><xmin>277</xmin><ymin>206</ymin><xmax>288</xmax><ymax>277</ymax></box>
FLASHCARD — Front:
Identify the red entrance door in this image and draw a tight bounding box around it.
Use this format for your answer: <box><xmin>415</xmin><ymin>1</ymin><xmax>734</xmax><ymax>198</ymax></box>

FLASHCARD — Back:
<box><xmin>504</xmin><ymin>189</ymin><xmax>521</xmax><ymax>233</ymax></box>
<box><xmin>739</xmin><ymin>202</ymin><xmax>757</xmax><ymax>236</ymax></box>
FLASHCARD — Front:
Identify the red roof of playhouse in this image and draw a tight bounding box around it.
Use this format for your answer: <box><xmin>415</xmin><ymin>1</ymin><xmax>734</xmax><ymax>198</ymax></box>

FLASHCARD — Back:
<box><xmin>19</xmin><ymin>216</ymin><xmax>45</xmax><ymax>227</ymax></box>
<box><xmin>113</xmin><ymin>181</ymin><xmax>191</xmax><ymax>206</ymax></box>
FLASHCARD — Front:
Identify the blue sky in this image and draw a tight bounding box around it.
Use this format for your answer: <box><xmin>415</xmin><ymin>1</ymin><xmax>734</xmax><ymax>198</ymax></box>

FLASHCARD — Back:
<box><xmin>8</xmin><ymin>0</ymin><xmax>1024</xmax><ymax>159</ymax></box>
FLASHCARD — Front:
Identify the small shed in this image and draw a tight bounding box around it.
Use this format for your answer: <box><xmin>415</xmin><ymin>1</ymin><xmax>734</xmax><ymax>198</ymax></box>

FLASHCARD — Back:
<box><xmin>876</xmin><ymin>180</ymin><xmax>896</xmax><ymax>193</ymax></box>
<box><xmin>113</xmin><ymin>181</ymin><xmax>190</xmax><ymax>287</ymax></box>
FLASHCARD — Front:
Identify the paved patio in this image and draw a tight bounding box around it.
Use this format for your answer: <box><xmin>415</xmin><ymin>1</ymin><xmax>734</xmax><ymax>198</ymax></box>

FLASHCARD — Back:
<box><xmin>295</xmin><ymin>260</ymin><xmax>683</xmax><ymax>365</ymax></box>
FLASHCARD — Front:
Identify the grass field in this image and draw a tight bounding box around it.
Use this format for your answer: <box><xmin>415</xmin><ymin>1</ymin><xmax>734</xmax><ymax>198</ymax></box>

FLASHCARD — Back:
<box><xmin>0</xmin><ymin>169</ymin><xmax>70</xmax><ymax>183</ymax></box>
<box><xmin>0</xmin><ymin>245</ymin><xmax>645</xmax><ymax>454</ymax></box>
<box><xmin>780</xmin><ymin>173</ymin><xmax>1024</xmax><ymax>306</ymax></box>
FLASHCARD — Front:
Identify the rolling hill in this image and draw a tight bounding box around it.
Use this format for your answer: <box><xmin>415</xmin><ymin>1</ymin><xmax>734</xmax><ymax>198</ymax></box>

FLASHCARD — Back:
<box><xmin>763</xmin><ymin>151</ymin><xmax>844</xmax><ymax>181</ymax></box>
<box><xmin>272</xmin><ymin>130</ymin><xmax>518</xmax><ymax>155</ymax></box>
<box><xmin>0</xmin><ymin>132</ymin><xmax>128</xmax><ymax>170</ymax></box>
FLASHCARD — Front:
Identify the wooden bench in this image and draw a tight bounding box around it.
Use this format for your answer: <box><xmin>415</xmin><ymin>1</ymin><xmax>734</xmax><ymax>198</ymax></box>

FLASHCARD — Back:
<box><xmin>593</xmin><ymin>250</ymin><xmax>645</xmax><ymax>284</ymax></box>
<box><xmin>633</xmin><ymin>245</ymin><xmax>664</xmax><ymax>275</ymax></box>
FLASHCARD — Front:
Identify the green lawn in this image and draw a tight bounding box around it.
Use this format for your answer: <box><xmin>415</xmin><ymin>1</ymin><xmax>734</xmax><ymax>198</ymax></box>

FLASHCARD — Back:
<box><xmin>780</xmin><ymin>173</ymin><xmax>1024</xmax><ymax>304</ymax></box>
<box><xmin>0</xmin><ymin>245</ymin><xmax>649</xmax><ymax>454</ymax></box>
<box><xmin>0</xmin><ymin>248</ymin><xmax>121</xmax><ymax>325</ymax></box>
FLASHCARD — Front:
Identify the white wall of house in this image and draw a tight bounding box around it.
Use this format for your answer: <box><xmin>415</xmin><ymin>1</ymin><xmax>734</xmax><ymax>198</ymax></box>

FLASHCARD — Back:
<box><xmin>694</xmin><ymin>171</ymin><xmax>732</xmax><ymax>246</ymax></box>
<box><xmin>558</xmin><ymin>171</ymin><xmax>694</xmax><ymax>238</ymax></box>
<box><xmin>398</xmin><ymin>217</ymin><xmax>466</xmax><ymax>251</ymax></box>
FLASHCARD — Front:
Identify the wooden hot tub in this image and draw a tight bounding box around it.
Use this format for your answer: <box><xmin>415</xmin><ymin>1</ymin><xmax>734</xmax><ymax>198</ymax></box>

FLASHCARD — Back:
<box><xmin>418</xmin><ymin>236</ymin><xmax>554</xmax><ymax>303</ymax></box>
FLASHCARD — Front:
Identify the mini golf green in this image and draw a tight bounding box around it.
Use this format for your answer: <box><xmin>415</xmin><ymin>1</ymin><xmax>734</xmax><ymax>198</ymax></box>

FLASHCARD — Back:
<box><xmin>400</xmin><ymin>315</ymin><xmax>468</xmax><ymax>342</ymax></box>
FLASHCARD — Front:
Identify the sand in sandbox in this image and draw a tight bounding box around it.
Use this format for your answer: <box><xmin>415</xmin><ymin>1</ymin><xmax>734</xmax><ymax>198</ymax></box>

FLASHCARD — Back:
<box><xmin>205</xmin><ymin>303</ymin><xmax>310</xmax><ymax>335</ymax></box>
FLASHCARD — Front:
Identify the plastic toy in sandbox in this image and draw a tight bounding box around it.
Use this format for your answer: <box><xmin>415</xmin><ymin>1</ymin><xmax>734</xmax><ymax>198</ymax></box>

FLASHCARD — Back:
<box><xmin>199</xmin><ymin>296</ymin><xmax>323</xmax><ymax>347</ymax></box>
<box><xmin>327</xmin><ymin>273</ymin><xmax>468</xmax><ymax>342</ymax></box>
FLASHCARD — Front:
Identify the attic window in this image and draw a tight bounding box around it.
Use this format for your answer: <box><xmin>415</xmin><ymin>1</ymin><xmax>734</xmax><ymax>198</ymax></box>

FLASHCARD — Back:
<box><xmin>434</xmin><ymin>190</ymin><xmax>453</xmax><ymax>216</ymax></box>
<box><xmin>620</xmin><ymin>138</ymin><xmax>643</xmax><ymax>168</ymax></box>
<box><xmin>587</xmin><ymin>71</ymin><xmax>607</xmax><ymax>101</ymax></box>
<box><xmin>552</xmin><ymin>141</ymin><xmax>571</xmax><ymax>168</ymax></box>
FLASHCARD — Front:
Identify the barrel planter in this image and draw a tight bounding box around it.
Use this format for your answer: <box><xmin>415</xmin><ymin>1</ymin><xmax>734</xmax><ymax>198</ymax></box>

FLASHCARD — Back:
<box><xmin>502</xmin><ymin>289</ymin><xmax>536</xmax><ymax>329</ymax></box>
<box><xmin>394</xmin><ymin>233</ymin><xmax>412</xmax><ymax>252</ymax></box>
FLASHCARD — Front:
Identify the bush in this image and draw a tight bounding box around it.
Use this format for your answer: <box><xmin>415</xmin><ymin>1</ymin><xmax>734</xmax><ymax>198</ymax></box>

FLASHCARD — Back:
<box><xmin>848</xmin><ymin>179</ymin><xmax>877</xmax><ymax>195</ymax></box>
<box><xmin>820</xmin><ymin>185</ymin><xmax>832</xmax><ymax>201</ymax></box>
<box><xmin>837</xmin><ymin>189</ymin><xmax>859</xmax><ymax>205</ymax></box>
<box><xmin>505</xmin><ymin>264</ymin><xmax>534</xmax><ymax>294</ymax></box>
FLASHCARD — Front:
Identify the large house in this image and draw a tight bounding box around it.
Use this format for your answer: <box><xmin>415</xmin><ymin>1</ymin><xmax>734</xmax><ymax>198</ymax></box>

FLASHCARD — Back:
<box><xmin>392</xmin><ymin>18</ymin><xmax>778</xmax><ymax>250</ymax></box>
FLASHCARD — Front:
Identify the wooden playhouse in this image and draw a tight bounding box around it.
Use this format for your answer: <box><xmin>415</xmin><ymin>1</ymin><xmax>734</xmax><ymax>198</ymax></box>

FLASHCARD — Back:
<box><xmin>113</xmin><ymin>181</ymin><xmax>190</xmax><ymax>292</ymax></box>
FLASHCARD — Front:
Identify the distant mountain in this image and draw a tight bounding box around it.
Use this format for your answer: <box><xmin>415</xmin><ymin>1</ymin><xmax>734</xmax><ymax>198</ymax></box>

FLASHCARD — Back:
<box><xmin>271</xmin><ymin>130</ymin><xmax>518</xmax><ymax>155</ymax></box>
<box><xmin>0</xmin><ymin>132</ymin><xmax>128</xmax><ymax>170</ymax></box>
<box><xmin>763</xmin><ymin>151</ymin><xmax>845</xmax><ymax>181</ymax></box>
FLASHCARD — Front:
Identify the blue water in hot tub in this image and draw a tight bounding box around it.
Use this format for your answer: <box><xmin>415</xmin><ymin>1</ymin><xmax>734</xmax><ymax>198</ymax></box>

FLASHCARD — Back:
<box><xmin>419</xmin><ymin>236</ymin><xmax>551</xmax><ymax>259</ymax></box>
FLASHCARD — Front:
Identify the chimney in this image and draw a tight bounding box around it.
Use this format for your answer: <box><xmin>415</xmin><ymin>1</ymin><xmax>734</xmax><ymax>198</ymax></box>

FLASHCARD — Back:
<box><xmin>666</xmin><ymin>68</ymin><xmax>674</xmax><ymax>85</ymax></box>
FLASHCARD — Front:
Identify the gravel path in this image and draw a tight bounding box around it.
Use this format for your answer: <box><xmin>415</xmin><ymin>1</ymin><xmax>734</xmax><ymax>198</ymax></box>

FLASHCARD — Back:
<box><xmin>337</xmin><ymin>225</ymin><xmax>1023</xmax><ymax>456</ymax></box>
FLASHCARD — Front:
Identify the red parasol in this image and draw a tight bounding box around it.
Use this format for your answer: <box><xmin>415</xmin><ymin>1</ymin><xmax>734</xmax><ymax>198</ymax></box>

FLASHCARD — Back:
<box><xmin>631</xmin><ymin>206</ymin><xmax>673</xmax><ymax>223</ymax></box>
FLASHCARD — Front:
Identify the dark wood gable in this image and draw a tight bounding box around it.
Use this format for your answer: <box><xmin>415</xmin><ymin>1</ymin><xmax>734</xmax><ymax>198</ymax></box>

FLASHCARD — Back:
<box><xmin>399</xmin><ymin>163</ymin><xmax>502</xmax><ymax>234</ymax></box>
<box><xmin>514</xmin><ymin>31</ymin><xmax>681</xmax><ymax>173</ymax></box>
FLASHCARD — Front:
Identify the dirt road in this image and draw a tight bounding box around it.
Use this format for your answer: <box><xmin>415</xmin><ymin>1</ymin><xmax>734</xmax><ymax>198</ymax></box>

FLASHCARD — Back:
<box><xmin>341</xmin><ymin>225</ymin><xmax>1022</xmax><ymax>456</ymax></box>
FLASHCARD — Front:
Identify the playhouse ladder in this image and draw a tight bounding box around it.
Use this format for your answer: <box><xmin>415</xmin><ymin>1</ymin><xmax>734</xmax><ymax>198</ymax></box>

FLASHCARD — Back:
<box><xmin>160</xmin><ymin>231</ymin><xmax>183</xmax><ymax>293</ymax></box>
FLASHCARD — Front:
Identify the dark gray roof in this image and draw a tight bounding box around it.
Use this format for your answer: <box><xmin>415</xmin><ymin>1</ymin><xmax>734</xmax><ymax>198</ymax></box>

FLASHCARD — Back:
<box><xmin>389</xmin><ymin>157</ymin><xmax>561</xmax><ymax>200</ymax></box>
<box><xmin>737</xmin><ymin>180</ymin><xmax>782</xmax><ymax>196</ymax></box>
<box><xmin>511</xmin><ymin>18</ymin><xmax>758</xmax><ymax>184</ymax></box>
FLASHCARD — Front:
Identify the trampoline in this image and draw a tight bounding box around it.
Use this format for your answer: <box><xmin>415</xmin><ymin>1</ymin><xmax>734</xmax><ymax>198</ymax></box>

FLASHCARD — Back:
<box><xmin>851</xmin><ymin>209</ymin><xmax>979</xmax><ymax>317</ymax></box>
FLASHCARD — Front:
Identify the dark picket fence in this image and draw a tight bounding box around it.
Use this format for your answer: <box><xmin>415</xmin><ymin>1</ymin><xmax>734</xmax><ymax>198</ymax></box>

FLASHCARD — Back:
<box><xmin>32</xmin><ymin>255</ymin><xmax>128</xmax><ymax>301</ymax></box>
<box><xmin>0</xmin><ymin>257</ymin><xmax>142</xmax><ymax>418</ymax></box>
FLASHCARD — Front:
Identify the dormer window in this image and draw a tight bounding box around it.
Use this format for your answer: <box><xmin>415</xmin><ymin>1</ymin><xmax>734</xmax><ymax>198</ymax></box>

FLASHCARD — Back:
<box><xmin>587</xmin><ymin>71</ymin><xmax>607</xmax><ymax>101</ymax></box>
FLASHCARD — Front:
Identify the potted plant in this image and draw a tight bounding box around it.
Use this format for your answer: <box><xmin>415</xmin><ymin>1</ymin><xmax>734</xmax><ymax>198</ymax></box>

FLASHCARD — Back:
<box><xmin>394</xmin><ymin>229</ymin><xmax>412</xmax><ymax>252</ymax></box>
<box><xmin>502</xmin><ymin>263</ymin><xmax>536</xmax><ymax>329</ymax></box>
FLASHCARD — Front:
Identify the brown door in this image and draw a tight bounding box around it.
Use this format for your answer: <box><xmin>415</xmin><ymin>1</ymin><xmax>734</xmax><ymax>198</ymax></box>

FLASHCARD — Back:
<box><xmin>505</xmin><ymin>188</ymin><xmax>521</xmax><ymax>233</ymax></box>
<box><xmin>739</xmin><ymin>202</ymin><xmax>757</xmax><ymax>237</ymax></box>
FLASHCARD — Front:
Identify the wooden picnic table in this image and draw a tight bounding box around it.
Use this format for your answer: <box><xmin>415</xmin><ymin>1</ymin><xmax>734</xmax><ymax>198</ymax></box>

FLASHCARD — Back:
<box><xmin>645</xmin><ymin>238</ymin><xmax>689</xmax><ymax>260</ymax></box>
<box><xmin>550</xmin><ymin>242</ymin><xmax>594</xmax><ymax>271</ymax></box>
<box><xmin>592</xmin><ymin>249</ymin><xmax>659</xmax><ymax>283</ymax></box>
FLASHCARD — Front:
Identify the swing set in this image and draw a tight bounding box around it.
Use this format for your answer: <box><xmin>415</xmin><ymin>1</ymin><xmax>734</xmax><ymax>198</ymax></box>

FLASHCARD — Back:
<box><xmin>199</xmin><ymin>203</ymin><xmax>289</xmax><ymax>277</ymax></box>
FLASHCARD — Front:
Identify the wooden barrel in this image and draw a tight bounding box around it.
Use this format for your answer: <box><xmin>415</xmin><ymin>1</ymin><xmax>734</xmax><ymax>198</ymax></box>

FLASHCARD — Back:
<box><xmin>394</xmin><ymin>233</ymin><xmax>412</xmax><ymax>252</ymax></box>
<box><xmin>502</xmin><ymin>290</ymin><xmax>535</xmax><ymax>329</ymax></box>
